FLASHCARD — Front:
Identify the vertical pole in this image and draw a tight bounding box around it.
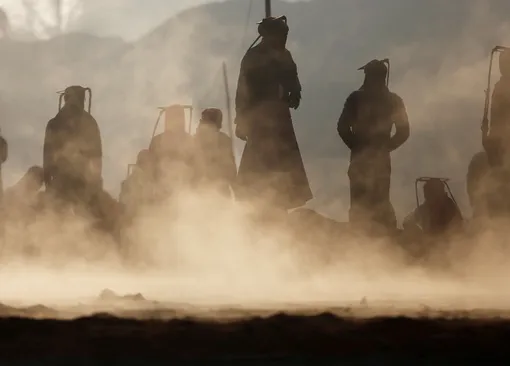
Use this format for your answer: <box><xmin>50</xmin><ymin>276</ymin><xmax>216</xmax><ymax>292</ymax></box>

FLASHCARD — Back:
<box><xmin>54</xmin><ymin>0</ymin><xmax>63</xmax><ymax>34</ymax></box>
<box><xmin>265</xmin><ymin>0</ymin><xmax>271</xmax><ymax>18</ymax></box>
<box><xmin>222</xmin><ymin>62</ymin><xmax>234</xmax><ymax>140</ymax></box>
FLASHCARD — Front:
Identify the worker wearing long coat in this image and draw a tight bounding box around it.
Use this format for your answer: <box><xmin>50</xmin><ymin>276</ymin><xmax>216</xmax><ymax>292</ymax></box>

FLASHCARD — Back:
<box><xmin>234</xmin><ymin>16</ymin><xmax>312</xmax><ymax>210</ymax></box>
<box><xmin>337</xmin><ymin>60</ymin><xmax>410</xmax><ymax>230</ymax></box>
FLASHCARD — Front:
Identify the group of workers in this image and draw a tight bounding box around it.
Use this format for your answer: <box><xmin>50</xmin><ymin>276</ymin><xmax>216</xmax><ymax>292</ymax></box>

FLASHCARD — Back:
<box><xmin>3</xmin><ymin>14</ymin><xmax>510</xmax><ymax>250</ymax></box>
<box><xmin>119</xmin><ymin>106</ymin><xmax>236</xmax><ymax>222</ymax></box>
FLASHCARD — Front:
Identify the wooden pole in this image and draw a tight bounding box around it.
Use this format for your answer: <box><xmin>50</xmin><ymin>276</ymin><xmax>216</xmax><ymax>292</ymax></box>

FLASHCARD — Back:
<box><xmin>222</xmin><ymin>62</ymin><xmax>234</xmax><ymax>141</ymax></box>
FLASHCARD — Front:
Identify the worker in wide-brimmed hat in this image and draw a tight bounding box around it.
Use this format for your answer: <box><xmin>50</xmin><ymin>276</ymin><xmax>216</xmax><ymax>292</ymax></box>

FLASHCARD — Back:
<box><xmin>337</xmin><ymin>59</ymin><xmax>410</xmax><ymax>233</ymax></box>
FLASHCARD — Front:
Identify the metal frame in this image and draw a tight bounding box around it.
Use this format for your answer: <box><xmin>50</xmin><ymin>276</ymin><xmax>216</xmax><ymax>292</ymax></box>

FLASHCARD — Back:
<box><xmin>151</xmin><ymin>104</ymin><xmax>193</xmax><ymax>140</ymax></box>
<box><xmin>414</xmin><ymin>177</ymin><xmax>459</xmax><ymax>211</ymax></box>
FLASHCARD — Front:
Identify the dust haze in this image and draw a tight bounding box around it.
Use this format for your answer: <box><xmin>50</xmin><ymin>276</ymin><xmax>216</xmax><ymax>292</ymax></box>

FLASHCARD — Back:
<box><xmin>1</xmin><ymin>0</ymin><xmax>510</xmax><ymax>317</ymax></box>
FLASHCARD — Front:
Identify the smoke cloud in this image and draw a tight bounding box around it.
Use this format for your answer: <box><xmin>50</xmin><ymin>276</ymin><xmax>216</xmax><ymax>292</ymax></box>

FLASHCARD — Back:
<box><xmin>0</xmin><ymin>0</ymin><xmax>510</xmax><ymax>318</ymax></box>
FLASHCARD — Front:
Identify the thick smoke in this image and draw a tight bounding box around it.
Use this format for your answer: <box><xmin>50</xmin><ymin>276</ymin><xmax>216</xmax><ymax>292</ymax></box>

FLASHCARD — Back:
<box><xmin>0</xmin><ymin>0</ymin><xmax>510</xmax><ymax>316</ymax></box>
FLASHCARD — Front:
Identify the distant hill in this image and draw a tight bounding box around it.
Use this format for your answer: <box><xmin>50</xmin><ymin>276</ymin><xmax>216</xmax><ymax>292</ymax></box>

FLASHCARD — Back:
<box><xmin>1</xmin><ymin>0</ymin><xmax>510</xmax><ymax>220</ymax></box>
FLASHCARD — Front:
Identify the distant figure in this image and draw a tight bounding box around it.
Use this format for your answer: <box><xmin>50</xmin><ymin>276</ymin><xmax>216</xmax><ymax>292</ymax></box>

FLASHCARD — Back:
<box><xmin>403</xmin><ymin>179</ymin><xmax>462</xmax><ymax>236</ymax></box>
<box><xmin>486</xmin><ymin>50</ymin><xmax>510</xmax><ymax>167</ymax></box>
<box><xmin>337</xmin><ymin>59</ymin><xmax>410</xmax><ymax>231</ymax></box>
<box><xmin>193</xmin><ymin>108</ymin><xmax>236</xmax><ymax>197</ymax></box>
<box><xmin>149</xmin><ymin>105</ymin><xmax>194</xmax><ymax>200</ymax></box>
<box><xmin>234</xmin><ymin>16</ymin><xmax>312</xmax><ymax>211</ymax></box>
<box><xmin>43</xmin><ymin>86</ymin><xmax>102</xmax><ymax>204</ymax></box>
<box><xmin>0</xmin><ymin>8</ymin><xmax>9</xmax><ymax>39</ymax></box>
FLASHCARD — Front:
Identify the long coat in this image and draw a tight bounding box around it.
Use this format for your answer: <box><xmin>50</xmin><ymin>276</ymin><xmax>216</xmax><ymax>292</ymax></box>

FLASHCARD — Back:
<box><xmin>337</xmin><ymin>86</ymin><xmax>409</xmax><ymax>228</ymax></box>
<box><xmin>234</xmin><ymin>43</ymin><xmax>312</xmax><ymax>210</ymax></box>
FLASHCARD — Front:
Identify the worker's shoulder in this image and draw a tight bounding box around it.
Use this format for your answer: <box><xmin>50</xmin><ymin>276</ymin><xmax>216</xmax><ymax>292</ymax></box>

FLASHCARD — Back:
<box><xmin>45</xmin><ymin>116</ymin><xmax>61</xmax><ymax>130</ymax></box>
<box><xmin>343</xmin><ymin>90</ymin><xmax>363</xmax><ymax>105</ymax></box>
<box><xmin>388</xmin><ymin>91</ymin><xmax>405</xmax><ymax>104</ymax></box>
<box><xmin>82</xmin><ymin>111</ymin><xmax>98</xmax><ymax>123</ymax></box>
<box><xmin>242</xmin><ymin>45</ymin><xmax>267</xmax><ymax>65</ymax></box>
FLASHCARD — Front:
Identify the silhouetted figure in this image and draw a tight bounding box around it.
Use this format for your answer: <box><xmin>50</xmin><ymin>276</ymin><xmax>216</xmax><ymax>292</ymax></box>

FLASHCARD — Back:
<box><xmin>149</xmin><ymin>105</ymin><xmax>194</xmax><ymax>199</ymax></box>
<box><xmin>403</xmin><ymin>179</ymin><xmax>462</xmax><ymax>237</ymax></box>
<box><xmin>486</xmin><ymin>50</ymin><xmax>510</xmax><ymax>167</ymax></box>
<box><xmin>234</xmin><ymin>16</ymin><xmax>312</xmax><ymax>211</ymax></box>
<box><xmin>43</xmin><ymin>86</ymin><xmax>102</xmax><ymax>205</ymax></box>
<box><xmin>337</xmin><ymin>59</ymin><xmax>409</xmax><ymax>231</ymax></box>
<box><xmin>194</xmin><ymin>108</ymin><xmax>236</xmax><ymax>197</ymax></box>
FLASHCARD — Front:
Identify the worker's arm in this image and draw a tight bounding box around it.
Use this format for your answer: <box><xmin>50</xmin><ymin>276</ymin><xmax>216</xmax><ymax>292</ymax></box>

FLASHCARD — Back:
<box><xmin>234</xmin><ymin>53</ymin><xmax>254</xmax><ymax>141</ymax></box>
<box><xmin>337</xmin><ymin>92</ymin><xmax>357</xmax><ymax>150</ymax></box>
<box><xmin>388</xmin><ymin>94</ymin><xmax>410</xmax><ymax>152</ymax></box>
<box><xmin>234</xmin><ymin>53</ymin><xmax>253</xmax><ymax>120</ymax></box>
<box><xmin>282</xmin><ymin>49</ymin><xmax>302</xmax><ymax>109</ymax></box>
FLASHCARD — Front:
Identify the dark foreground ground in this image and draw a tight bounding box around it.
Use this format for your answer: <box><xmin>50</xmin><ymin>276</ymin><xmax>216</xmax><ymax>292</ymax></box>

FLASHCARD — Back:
<box><xmin>2</xmin><ymin>311</ymin><xmax>510</xmax><ymax>365</ymax></box>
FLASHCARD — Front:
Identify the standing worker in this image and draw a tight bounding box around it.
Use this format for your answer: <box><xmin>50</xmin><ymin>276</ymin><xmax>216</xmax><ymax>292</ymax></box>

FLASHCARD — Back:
<box><xmin>234</xmin><ymin>16</ymin><xmax>312</xmax><ymax>213</ymax></box>
<box><xmin>337</xmin><ymin>59</ymin><xmax>410</xmax><ymax>232</ymax></box>
<box><xmin>43</xmin><ymin>85</ymin><xmax>102</xmax><ymax>206</ymax></box>
<box><xmin>194</xmin><ymin>108</ymin><xmax>236</xmax><ymax>198</ymax></box>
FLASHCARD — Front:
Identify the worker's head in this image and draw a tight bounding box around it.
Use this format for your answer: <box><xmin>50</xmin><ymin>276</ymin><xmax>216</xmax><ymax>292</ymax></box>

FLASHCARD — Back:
<box><xmin>499</xmin><ymin>49</ymin><xmax>510</xmax><ymax>77</ymax></box>
<box><xmin>200</xmin><ymin>108</ymin><xmax>223</xmax><ymax>130</ymax></box>
<box><xmin>423</xmin><ymin>179</ymin><xmax>447</xmax><ymax>203</ymax></box>
<box><xmin>63</xmin><ymin>85</ymin><xmax>87</xmax><ymax>110</ymax></box>
<box><xmin>258</xmin><ymin>16</ymin><xmax>289</xmax><ymax>49</ymax></box>
<box><xmin>359</xmin><ymin>59</ymin><xmax>388</xmax><ymax>89</ymax></box>
<box><xmin>164</xmin><ymin>105</ymin><xmax>186</xmax><ymax>133</ymax></box>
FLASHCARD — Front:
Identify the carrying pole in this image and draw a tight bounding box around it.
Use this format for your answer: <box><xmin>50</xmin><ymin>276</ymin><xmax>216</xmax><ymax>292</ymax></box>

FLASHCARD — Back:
<box><xmin>265</xmin><ymin>0</ymin><xmax>271</xmax><ymax>17</ymax></box>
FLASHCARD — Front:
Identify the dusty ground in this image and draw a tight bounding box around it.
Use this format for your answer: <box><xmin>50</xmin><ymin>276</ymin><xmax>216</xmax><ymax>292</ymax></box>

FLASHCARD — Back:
<box><xmin>1</xmin><ymin>291</ymin><xmax>510</xmax><ymax>364</ymax></box>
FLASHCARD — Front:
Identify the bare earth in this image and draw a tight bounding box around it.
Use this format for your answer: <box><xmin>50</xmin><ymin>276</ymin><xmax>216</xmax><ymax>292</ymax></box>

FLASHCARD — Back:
<box><xmin>1</xmin><ymin>292</ymin><xmax>510</xmax><ymax>364</ymax></box>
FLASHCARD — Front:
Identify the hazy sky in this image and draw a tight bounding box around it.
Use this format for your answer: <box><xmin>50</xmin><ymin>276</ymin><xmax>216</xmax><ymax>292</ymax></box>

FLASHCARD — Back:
<box><xmin>0</xmin><ymin>0</ymin><xmax>305</xmax><ymax>40</ymax></box>
<box><xmin>0</xmin><ymin>0</ymin><xmax>218</xmax><ymax>38</ymax></box>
